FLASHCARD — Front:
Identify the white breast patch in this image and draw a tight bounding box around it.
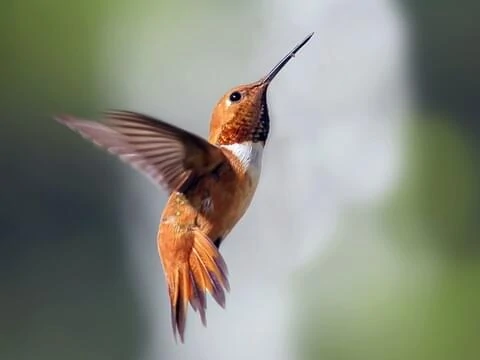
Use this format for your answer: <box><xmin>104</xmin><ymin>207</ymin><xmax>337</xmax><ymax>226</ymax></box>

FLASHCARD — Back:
<box><xmin>221</xmin><ymin>141</ymin><xmax>264</xmax><ymax>180</ymax></box>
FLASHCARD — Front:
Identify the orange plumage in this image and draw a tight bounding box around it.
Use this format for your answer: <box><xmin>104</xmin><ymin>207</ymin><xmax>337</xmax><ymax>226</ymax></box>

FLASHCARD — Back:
<box><xmin>55</xmin><ymin>33</ymin><xmax>313</xmax><ymax>342</ymax></box>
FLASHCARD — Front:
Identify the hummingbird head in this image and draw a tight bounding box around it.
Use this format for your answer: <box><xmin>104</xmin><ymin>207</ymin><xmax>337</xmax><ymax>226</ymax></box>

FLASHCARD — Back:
<box><xmin>209</xmin><ymin>33</ymin><xmax>314</xmax><ymax>146</ymax></box>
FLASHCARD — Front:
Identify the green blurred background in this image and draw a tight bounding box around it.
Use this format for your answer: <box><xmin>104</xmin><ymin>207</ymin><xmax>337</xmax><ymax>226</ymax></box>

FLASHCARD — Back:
<box><xmin>1</xmin><ymin>1</ymin><xmax>479</xmax><ymax>359</ymax></box>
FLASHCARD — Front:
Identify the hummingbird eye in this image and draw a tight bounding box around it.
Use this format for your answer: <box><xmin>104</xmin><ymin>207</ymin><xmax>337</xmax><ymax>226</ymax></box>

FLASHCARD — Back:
<box><xmin>229</xmin><ymin>91</ymin><xmax>242</xmax><ymax>103</ymax></box>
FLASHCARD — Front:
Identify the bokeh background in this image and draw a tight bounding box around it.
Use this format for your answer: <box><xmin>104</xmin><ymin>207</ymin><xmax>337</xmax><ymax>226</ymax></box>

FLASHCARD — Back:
<box><xmin>2</xmin><ymin>0</ymin><xmax>479</xmax><ymax>359</ymax></box>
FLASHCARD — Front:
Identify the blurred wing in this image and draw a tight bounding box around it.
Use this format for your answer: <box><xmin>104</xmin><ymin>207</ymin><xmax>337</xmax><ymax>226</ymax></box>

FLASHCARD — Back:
<box><xmin>55</xmin><ymin>110</ymin><xmax>225</xmax><ymax>193</ymax></box>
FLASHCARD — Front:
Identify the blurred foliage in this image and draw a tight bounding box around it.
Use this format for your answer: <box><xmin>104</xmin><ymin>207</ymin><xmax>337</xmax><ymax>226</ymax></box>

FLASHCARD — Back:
<box><xmin>403</xmin><ymin>0</ymin><xmax>480</xmax><ymax>133</ymax></box>
<box><xmin>296</xmin><ymin>117</ymin><xmax>480</xmax><ymax>359</ymax></box>
<box><xmin>386</xmin><ymin>117</ymin><xmax>479</xmax><ymax>258</ymax></box>
<box><xmin>1</xmin><ymin>2</ymin><xmax>146</xmax><ymax>360</ymax></box>
<box><xmin>296</xmin><ymin>1</ymin><xmax>479</xmax><ymax>359</ymax></box>
<box><xmin>297</xmin><ymin>253</ymin><xmax>480</xmax><ymax>360</ymax></box>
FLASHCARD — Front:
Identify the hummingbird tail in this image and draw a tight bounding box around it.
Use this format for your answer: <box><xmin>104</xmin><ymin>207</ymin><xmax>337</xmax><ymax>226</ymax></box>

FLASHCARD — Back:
<box><xmin>168</xmin><ymin>231</ymin><xmax>229</xmax><ymax>343</ymax></box>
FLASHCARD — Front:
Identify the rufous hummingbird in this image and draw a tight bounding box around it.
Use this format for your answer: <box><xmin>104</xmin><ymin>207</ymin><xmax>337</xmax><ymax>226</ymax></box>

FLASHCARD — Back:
<box><xmin>55</xmin><ymin>32</ymin><xmax>313</xmax><ymax>342</ymax></box>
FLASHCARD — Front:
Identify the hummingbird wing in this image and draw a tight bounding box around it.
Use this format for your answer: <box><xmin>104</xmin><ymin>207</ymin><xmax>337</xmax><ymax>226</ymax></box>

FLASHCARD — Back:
<box><xmin>55</xmin><ymin>110</ymin><xmax>226</xmax><ymax>193</ymax></box>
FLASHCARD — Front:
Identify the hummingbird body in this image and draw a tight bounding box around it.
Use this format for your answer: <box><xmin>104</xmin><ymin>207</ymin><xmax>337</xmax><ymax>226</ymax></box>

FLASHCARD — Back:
<box><xmin>160</xmin><ymin>141</ymin><xmax>263</xmax><ymax>249</ymax></box>
<box><xmin>55</xmin><ymin>33</ymin><xmax>313</xmax><ymax>342</ymax></box>
<box><xmin>158</xmin><ymin>141</ymin><xmax>263</xmax><ymax>333</ymax></box>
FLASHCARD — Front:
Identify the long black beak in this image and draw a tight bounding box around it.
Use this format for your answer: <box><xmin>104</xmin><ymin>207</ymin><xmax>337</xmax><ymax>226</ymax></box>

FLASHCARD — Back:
<box><xmin>261</xmin><ymin>32</ymin><xmax>314</xmax><ymax>85</ymax></box>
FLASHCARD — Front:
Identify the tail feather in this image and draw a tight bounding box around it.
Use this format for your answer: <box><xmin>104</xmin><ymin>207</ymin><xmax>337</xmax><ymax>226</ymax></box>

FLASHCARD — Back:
<box><xmin>167</xmin><ymin>231</ymin><xmax>229</xmax><ymax>343</ymax></box>
<box><xmin>188</xmin><ymin>255</ymin><xmax>207</xmax><ymax>325</ymax></box>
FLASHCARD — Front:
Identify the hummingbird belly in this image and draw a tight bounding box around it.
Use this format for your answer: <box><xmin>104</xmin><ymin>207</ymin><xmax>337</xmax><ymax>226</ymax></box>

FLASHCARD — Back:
<box><xmin>159</xmin><ymin>156</ymin><xmax>260</xmax><ymax>247</ymax></box>
<box><xmin>159</xmin><ymin>140</ymin><xmax>264</xmax><ymax>247</ymax></box>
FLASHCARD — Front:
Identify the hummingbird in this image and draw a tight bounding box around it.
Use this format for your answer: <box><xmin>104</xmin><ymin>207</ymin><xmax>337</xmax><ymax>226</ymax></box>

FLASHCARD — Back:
<box><xmin>55</xmin><ymin>32</ymin><xmax>313</xmax><ymax>342</ymax></box>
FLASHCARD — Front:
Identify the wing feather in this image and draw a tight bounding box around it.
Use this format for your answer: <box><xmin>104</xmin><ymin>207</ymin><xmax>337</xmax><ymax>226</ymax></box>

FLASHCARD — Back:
<box><xmin>55</xmin><ymin>110</ymin><xmax>225</xmax><ymax>192</ymax></box>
